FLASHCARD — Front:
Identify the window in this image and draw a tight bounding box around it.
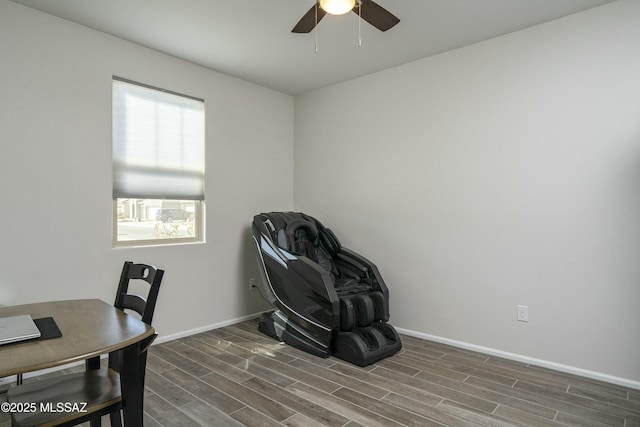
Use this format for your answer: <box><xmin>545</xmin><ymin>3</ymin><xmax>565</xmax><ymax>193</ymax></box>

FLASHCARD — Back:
<box><xmin>112</xmin><ymin>77</ymin><xmax>204</xmax><ymax>246</ymax></box>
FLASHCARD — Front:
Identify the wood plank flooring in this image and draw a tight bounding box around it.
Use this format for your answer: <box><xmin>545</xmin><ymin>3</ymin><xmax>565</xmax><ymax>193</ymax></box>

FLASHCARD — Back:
<box><xmin>2</xmin><ymin>317</ymin><xmax>639</xmax><ymax>426</ymax></box>
<box><xmin>141</xmin><ymin>318</ymin><xmax>639</xmax><ymax>427</ymax></box>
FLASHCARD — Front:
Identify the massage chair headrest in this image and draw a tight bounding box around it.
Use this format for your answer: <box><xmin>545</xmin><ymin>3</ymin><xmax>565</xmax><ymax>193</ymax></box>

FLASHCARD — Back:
<box><xmin>284</xmin><ymin>219</ymin><xmax>319</xmax><ymax>250</ymax></box>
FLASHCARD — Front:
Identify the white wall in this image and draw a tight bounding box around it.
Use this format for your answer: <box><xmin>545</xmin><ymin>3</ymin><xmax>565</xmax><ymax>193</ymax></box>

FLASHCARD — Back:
<box><xmin>295</xmin><ymin>0</ymin><xmax>640</xmax><ymax>384</ymax></box>
<box><xmin>0</xmin><ymin>0</ymin><xmax>291</xmax><ymax>337</ymax></box>
<box><xmin>2</xmin><ymin>0</ymin><xmax>639</xmax><ymax>387</ymax></box>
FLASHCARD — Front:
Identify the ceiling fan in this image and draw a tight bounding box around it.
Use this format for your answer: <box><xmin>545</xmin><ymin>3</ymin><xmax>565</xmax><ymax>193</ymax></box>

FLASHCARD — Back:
<box><xmin>292</xmin><ymin>0</ymin><xmax>400</xmax><ymax>33</ymax></box>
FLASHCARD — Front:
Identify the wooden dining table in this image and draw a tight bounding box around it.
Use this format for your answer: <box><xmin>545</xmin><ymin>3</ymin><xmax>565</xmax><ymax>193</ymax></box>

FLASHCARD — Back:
<box><xmin>0</xmin><ymin>299</ymin><xmax>155</xmax><ymax>426</ymax></box>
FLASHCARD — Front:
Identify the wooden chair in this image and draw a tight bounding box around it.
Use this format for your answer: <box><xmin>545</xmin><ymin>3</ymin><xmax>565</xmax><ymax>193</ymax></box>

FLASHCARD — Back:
<box><xmin>6</xmin><ymin>261</ymin><xmax>164</xmax><ymax>427</ymax></box>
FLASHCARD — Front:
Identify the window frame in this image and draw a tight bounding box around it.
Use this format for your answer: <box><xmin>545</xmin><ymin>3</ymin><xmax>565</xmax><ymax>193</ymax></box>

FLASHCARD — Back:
<box><xmin>111</xmin><ymin>77</ymin><xmax>205</xmax><ymax>247</ymax></box>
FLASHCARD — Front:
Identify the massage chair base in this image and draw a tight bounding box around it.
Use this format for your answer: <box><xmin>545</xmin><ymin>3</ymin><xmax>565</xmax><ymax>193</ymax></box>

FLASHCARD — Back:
<box><xmin>258</xmin><ymin>311</ymin><xmax>402</xmax><ymax>366</ymax></box>
<box><xmin>333</xmin><ymin>322</ymin><xmax>402</xmax><ymax>367</ymax></box>
<box><xmin>258</xmin><ymin>311</ymin><xmax>331</xmax><ymax>358</ymax></box>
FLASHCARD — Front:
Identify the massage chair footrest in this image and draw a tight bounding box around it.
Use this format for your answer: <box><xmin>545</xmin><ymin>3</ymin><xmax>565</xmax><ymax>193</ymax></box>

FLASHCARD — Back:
<box><xmin>331</xmin><ymin>322</ymin><xmax>402</xmax><ymax>367</ymax></box>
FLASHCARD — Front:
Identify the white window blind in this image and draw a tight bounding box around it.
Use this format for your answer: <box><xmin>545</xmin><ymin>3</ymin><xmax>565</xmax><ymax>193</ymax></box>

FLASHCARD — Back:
<box><xmin>113</xmin><ymin>78</ymin><xmax>205</xmax><ymax>200</ymax></box>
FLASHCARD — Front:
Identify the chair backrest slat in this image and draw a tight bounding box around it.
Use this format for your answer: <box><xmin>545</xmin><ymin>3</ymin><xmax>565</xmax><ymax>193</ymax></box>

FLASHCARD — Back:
<box><xmin>119</xmin><ymin>294</ymin><xmax>147</xmax><ymax>318</ymax></box>
<box><xmin>114</xmin><ymin>261</ymin><xmax>164</xmax><ymax>325</ymax></box>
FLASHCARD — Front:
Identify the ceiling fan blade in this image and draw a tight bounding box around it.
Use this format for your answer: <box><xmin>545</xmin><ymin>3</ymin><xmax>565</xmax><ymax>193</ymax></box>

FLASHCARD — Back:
<box><xmin>353</xmin><ymin>0</ymin><xmax>400</xmax><ymax>32</ymax></box>
<box><xmin>292</xmin><ymin>3</ymin><xmax>328</xmax><ymax>33</ymax></box>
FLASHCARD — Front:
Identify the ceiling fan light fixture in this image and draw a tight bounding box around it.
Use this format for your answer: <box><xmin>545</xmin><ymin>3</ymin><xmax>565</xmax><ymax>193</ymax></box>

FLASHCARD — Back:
<box><xmin>319</xmin><ymin>0</ymin><xmax>356</xmax><ymax>16</ymax></box>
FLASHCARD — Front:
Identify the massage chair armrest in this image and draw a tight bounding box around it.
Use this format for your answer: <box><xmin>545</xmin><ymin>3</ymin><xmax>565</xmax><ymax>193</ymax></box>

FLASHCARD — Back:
<box><xmin>339</xmin><ymin>248</ymin><xmax>390</xmax><ymax>295</ymax></box>
<box><xmin>335</xmin><ymin>252</ymin><xmax>369</xmax><ymax>275</ymax></box>
<box><xmin>292</xmin><ymin>256</ymin><xmax>339</xmax><ymax>298</ymax></box>
<box><xmin>289</xmin><ymin>256</ymin><xmax>341</xmax><ymax>327</ymax></box>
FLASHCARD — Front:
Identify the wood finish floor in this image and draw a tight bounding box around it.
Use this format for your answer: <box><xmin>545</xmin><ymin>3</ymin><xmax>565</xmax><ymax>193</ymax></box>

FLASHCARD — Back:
<box><xmin>2</xmin><ymin>318</ymin><xmax>639</xmax><ymax>426</ymax></box>
<box><xmin>143</xmin><ymin>319</ymin><xmax>639</xmax><ymax>427</ymax></box>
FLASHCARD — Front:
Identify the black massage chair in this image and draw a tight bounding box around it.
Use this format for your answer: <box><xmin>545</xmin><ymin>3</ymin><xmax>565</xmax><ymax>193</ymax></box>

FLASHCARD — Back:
<box><xmin>251</xmin><ymin>212</ymin><xmax>402</xmax><ymax>366</ymax></box>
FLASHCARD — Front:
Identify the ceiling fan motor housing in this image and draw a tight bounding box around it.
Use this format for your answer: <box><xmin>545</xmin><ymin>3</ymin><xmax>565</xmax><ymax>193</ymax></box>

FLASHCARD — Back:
<box><xmin>292</xmin><ymin>0</ymin><xmax>399</xmax><ymax>33</ymax></box>
<box><xmin>320</xmin><ymin>0</ymin><xmax>356</xmax><ymax>16</ymax></box>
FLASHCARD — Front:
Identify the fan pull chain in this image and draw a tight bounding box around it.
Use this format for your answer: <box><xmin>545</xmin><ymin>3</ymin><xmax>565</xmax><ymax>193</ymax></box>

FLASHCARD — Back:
<box><xmin>358</xmin><ymin>0</ymin><xmax>362</xmax><ymax>47</ymax></box>
<box><xmin>315</xmin><ymin>2</ymin><xmax>319</xmax><ymax>53</ymax></box>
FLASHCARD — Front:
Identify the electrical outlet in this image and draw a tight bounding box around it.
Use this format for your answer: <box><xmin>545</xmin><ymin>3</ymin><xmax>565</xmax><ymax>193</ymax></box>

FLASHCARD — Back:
<box><xmin>249</xmin><ymin>278</ymin><xmax>257</xmax><ymax>290</ymax></box>
<box><xmin>517</xmin><ymin>305</ymin><xmax>529</xmax><ymax>322</ymax></box>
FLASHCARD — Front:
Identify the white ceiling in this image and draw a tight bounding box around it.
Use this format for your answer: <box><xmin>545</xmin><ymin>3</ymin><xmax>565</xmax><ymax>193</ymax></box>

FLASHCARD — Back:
<box><xmin>10</xmin><ymin>0</ymin><xmax>616</xmax><ymax>95</ymax></box>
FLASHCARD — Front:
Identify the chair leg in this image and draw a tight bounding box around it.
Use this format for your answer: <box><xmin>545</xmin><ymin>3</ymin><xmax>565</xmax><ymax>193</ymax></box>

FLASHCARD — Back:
<box><xmin>110</xmin><ymin>410</ymin><xmax>123</xmax><ymax>427</ymax></box>
<box><xmin>16</xmin><ymin>374</ymin><xmax>22</xmax><ymax>385</ymax></box>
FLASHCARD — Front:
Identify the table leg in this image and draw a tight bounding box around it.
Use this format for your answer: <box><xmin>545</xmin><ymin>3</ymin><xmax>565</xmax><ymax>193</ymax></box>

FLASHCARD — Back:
<box><xmin>120</xmin><ymin>334</ymin><xmax>156</xmax><ymax>426</ymax></box>
<box><xmin>120</xmin><ymin>343</ymin><xmax>144</xmax><ymax>426</ymax></box>
<box><xmin>85</xmin><ymin>356</ymin><xmax>101</xmax><ymax>370</ymax></box>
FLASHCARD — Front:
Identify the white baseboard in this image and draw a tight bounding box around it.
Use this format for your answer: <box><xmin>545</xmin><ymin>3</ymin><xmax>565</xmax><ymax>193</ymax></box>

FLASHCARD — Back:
<box><xmin>153</xmin><ymin>311</ymin><xmax>263</xmax><ymax>345</ymax></box>
<box><xmin>395</xmin><ymin>327</ymin><xmax>640</xmax><ymax>391</ymax></box>
<box><xmin>11</xmin><ymin>315</ymin><xmax>636</xmax><ymax>392</ymax></box>
<box><xmin>157</xmin><ymin>317</ymin><xmax>640</xmax><ymax>390</ymax></box>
